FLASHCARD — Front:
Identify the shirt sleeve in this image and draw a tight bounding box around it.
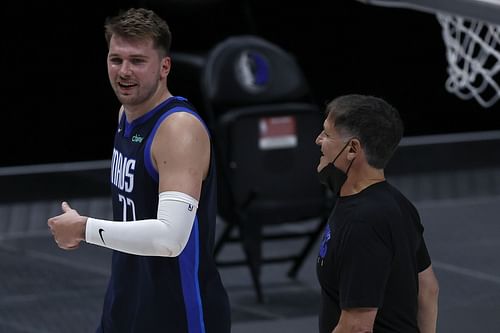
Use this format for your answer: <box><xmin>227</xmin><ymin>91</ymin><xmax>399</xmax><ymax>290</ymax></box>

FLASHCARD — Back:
<box><xmin>338</xmin><ymin>220</ymin><xmax>392</xmax><ymax>309</ymax></box>
<box><xmin>417</xmin><ymin>235</ymin><xmax>431</xmax><ymax>272</ymax></box>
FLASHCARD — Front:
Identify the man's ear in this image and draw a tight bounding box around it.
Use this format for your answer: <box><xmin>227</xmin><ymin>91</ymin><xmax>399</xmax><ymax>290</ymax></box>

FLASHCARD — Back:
<box><xmin>161</xmin><ymin>56</ymin><xmax>171</xmax><ymax>78</ymax></box>
<box><xmin>347</xmin><ymin>138</ymin><xmax>361</xmax><ymax>160</ymax></box>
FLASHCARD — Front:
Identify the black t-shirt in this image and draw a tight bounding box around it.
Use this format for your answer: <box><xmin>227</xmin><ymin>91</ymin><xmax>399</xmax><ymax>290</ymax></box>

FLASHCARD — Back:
<box><xmin>316</xmin><ymin>181</ymin><xmax>431</xmax><ymax>333</ymax></box>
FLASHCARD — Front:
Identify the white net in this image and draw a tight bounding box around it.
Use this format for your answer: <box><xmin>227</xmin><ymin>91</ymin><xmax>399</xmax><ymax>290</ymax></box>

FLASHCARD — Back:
<box><xmin>437</xmin><ymin>13</ymin><xmax>500</xmax><ymax>108</ymax></box>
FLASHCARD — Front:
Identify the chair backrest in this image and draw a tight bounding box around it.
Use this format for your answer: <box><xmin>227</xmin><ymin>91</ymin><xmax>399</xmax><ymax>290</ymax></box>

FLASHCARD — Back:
<box><xmin>200</xmin><ymin>35</ymin><xmax>328</xmax><ymax>224</ymax></box>
<box><xmin>202</xmin><ymin>35</ymin><xmax>311</xmax><ymax>113</ymax></box>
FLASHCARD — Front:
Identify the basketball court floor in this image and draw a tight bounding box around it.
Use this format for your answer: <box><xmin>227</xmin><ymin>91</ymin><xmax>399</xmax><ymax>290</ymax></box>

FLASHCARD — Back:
<box><xmin>0</xmin><ymin>146</ymin><xmax>499</xmax><ymax>332</ymax></box>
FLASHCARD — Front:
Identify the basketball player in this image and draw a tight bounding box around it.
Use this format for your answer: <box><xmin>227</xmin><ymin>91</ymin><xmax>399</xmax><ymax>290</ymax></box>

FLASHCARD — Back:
<box><xmin>47</xmin><ymin>8</ymin><xmax>231</xmax><ymax>333</ymax></box>
<box><xmin>316</xmin><ymin>94</ymin><xmax>439</xmax><ymax>333</ymax></box>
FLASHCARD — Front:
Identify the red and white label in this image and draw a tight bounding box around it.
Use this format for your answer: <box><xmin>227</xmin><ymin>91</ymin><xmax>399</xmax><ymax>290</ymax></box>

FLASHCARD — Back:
<box><xmin>259</xmin><ymin>116</ymin><xmax>297</xmax><ymax>150</ymax></box>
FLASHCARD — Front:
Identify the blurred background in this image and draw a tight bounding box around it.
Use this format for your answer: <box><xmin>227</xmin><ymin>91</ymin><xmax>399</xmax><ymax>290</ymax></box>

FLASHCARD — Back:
<box><xmin>3</xmin><ymin>0</ymin><xmax>499</xmax><ymax>167</ymax></box>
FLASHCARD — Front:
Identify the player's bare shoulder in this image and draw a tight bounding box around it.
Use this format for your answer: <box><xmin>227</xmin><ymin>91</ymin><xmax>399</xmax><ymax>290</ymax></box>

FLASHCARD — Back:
<box><xmin>154</xmin><ymin>112</ymin><xmax>209</xmax><ymax>149</ymax></box>
<box><xmin>152</xmin><ymin>111</ymin><xmax>211</xmax><ymax>179</ymax></box>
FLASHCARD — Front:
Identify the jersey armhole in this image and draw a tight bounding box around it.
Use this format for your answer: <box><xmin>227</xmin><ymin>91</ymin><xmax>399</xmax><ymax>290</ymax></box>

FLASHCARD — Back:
<box><xmin>144</xmin><ymin>107</ymin><xmax>210</xmax><ymax>182</ymax></box>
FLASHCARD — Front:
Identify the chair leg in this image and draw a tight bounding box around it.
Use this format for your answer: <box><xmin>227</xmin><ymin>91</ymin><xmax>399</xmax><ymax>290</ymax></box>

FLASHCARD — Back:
<box><xmin>214</xmin><ymin>223</ymin><xmax>235</xmax><ymax>257</ymax></box>
<box><xmin>287</xmin><ymin>215</ymin><xmax>329</xmax><ymax>278</ymax></box>
<box><xmin>240</xmin><ymin>219</ymin><xmax>264</xmax><ymax>303</ymax></box>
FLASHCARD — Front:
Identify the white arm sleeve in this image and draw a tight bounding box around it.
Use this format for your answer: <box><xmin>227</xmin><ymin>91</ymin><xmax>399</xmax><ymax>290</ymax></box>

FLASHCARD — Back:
<box><xmin>85</xmin><ymin>191</ymin><xmax>198</xmax><ymax>257</ymax></box>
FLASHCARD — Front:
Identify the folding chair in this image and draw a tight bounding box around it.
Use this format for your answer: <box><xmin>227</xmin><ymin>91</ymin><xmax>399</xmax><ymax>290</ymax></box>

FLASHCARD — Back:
<box><xmin>200</xmin><ymin>35</ymin><xmax>331</xmax><ymax>303</ymax></box>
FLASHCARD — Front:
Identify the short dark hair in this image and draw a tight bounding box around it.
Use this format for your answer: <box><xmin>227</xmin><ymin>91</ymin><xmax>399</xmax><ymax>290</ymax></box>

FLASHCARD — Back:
<box><xmin>326</xmin><ymin>94</ymin><xmax>404</xmax><ymax>169</ymax></box>
<box><xmin>104</xmin><ymin>8</ymin><xmax>172</xmax><ymax>57</ymax></box>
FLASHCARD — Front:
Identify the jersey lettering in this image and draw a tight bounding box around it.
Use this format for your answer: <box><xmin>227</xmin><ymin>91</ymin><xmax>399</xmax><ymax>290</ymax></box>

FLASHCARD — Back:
<box><xmin>111</xmin><ymin>148</ymin><xmax>136</xmax><ymax>193</ymax></box>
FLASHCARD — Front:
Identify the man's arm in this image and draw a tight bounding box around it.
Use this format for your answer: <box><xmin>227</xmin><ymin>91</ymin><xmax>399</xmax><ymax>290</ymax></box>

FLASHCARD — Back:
<box><xmin>418</xmin><ymin>265</ymin><xmax>439</xmax><ymax>333</ymax></box>
<box><xmin>332</xmin><ymin>308</ymin><xmax>378</xmax><ymax>333</ymax></box>
<box><xmin>152</xmin><ymin>111</ymin><xmax>210</xmax><ymax>200</ymax></box>
<box><xmin>48</xmin><ymin>112</ymin><xmax>210</xmax><ymax>256</ymax></box>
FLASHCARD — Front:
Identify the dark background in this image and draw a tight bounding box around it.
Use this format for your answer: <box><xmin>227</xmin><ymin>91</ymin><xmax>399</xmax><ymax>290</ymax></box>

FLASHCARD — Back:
<box><xmin>3</xmin><ymin>0</ymin><xmax>499</xmax><ymax>167</ymax></box>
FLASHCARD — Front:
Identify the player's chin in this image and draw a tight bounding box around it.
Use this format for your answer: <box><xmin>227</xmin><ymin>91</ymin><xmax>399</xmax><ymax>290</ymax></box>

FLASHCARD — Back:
<box><xmin>63</xmin><ymin>244</ymin><xmax>81</xmax><ymax>251</ymax></box>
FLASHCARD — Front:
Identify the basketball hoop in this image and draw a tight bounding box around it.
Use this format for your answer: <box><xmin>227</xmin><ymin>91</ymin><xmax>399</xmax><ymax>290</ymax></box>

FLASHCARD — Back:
<box><xmin>436</xmin><ymin>13</ymin><xmax>500</xmax><ymax>108</ymax></box>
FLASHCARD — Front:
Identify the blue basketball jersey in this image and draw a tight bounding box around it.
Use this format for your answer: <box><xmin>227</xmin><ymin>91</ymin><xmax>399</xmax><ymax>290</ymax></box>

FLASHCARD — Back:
<box><xmin>97</xmin><ymin>96</ymin><xmax>230</xmax><ymax>333</ymax></box>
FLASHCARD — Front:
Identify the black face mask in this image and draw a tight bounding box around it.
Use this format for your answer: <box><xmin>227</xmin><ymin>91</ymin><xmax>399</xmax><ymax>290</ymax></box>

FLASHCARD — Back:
<box><xmin>318</xmin><ymin>141</ymin><xmax>352</xmax><ymax>195</ymax></box>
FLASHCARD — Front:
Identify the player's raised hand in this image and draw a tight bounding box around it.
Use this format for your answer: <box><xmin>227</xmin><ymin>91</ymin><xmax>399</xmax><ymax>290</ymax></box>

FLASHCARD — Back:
<box><xmin>47</xmin><ymin>202</ymin><xmax>87</xmax><ymax>250</ymax></box>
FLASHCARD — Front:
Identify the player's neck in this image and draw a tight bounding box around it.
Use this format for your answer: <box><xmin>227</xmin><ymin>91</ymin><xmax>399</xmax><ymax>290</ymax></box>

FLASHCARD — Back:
<box><xmin>124</xmin><ymin>90</ymin><xmax>173</xmax><ymax>122</ymax></box>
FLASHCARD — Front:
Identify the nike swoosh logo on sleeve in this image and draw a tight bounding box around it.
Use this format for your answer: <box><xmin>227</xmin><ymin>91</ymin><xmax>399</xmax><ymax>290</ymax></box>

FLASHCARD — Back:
<box><xmin>98</xmin><ymin>228</ymin><xmax>106</xmax><ymax>245</ymax></box>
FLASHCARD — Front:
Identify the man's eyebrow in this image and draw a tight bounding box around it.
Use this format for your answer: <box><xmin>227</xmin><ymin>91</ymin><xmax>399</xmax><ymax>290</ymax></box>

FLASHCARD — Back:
<box><xmin>107</xmin><ymin>53</ymin><xmax>149</xmax><ymax>59</ymax></box>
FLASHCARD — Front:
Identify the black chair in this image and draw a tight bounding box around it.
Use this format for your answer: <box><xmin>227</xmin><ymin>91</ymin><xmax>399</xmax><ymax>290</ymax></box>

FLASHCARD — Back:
<box><xmin>199</xmin><ymin>35</ymin><xmax>331</xmax><ymax>303</ymax></box>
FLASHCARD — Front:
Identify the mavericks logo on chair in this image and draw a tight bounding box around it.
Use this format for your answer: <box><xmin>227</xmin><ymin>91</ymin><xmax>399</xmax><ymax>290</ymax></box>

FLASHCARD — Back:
<box><xmin>234</xmin><ymin>50</ymin><xmax>270</xmax><ymax>93</ymax></box>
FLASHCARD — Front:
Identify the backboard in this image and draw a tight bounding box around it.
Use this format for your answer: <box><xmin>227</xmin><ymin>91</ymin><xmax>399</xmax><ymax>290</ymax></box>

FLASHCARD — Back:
<box><xmin>356</xmin><ymin>0</ymin><xmax>500</xmax><ymax>25</ymax></box>
<box><xmin>357</xmin><ymin>0</ymin><xmax>500</xmax><ymax>108</ymax></box>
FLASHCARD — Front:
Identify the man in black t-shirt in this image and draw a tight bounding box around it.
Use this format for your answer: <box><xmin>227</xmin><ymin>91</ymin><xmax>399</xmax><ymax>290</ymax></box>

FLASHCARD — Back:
<box><xmin>315</xmin><ymin>94</ymin><xmax>439</xmax><ymax>333</ymax></box>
